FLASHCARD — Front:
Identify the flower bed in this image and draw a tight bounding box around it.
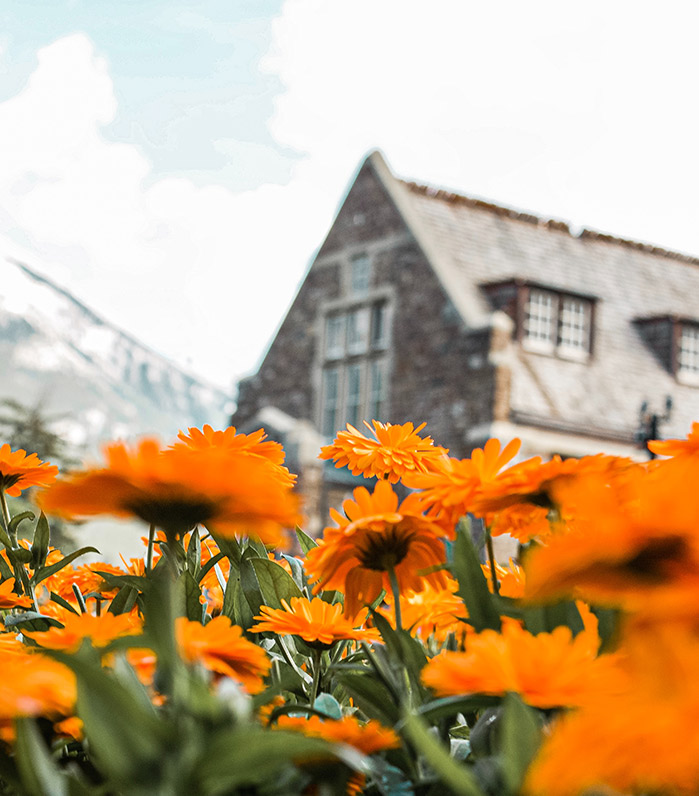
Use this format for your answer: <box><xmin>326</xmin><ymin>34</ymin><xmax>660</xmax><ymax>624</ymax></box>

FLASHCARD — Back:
<box><xmin>0</xmin><ymin>419</ymin><xmax>695</xmax><ymax>795</ymax></box>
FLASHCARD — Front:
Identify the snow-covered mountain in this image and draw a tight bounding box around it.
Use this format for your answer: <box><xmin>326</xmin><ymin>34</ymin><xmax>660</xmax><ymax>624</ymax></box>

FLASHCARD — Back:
<box><xmin>1</xmin><ymin>256</ymin><xmax>231</xmax><ymax>453</ymax></box>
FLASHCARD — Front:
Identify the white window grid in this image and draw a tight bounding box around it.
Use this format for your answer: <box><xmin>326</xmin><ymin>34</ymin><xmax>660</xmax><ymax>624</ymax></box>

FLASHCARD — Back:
<box><xmin>345</xmin><ymin>364</ymin><xmax>363</xmax><ymax>428</ymax></box>
<box><xmin>523</xmin><ymin>289</ymin><xmax>555</xmax><ymax>350</ymax></box>
<box><xmin>320</xmin><ymin>359</ymin><xmax>388</xmax><ymax>436</ymax></box>
<box><xmin>558</xmin><ymin>297</ymin><xmax>590</xmax><ymax>352</ymax></box>
<box><xmin>321</xmin><ymin>368</ymin><xmax>339</xmax><ymax>437</ymax></box>
<box><xmin>678</xmin><ymin>325</ymin><xmax>699</xmax><ymax>376</ymax></box>
<box><xmin>346</xmin><ymin>308</ymin><xmax>370</xmax><ymax>355</ymax></box>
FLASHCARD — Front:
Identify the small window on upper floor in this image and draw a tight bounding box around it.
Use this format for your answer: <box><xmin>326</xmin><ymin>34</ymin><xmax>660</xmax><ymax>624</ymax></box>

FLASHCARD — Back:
<box><xmin>350</xmin><ymin>253</ymin><xmax>371</xmax><ymax>296</ymax></box>
<box><xmin>678</xmin><ymin>323</ymin><xmax>699</xmax><ymax>384</ymax></box>
<box><xmin>522</xmin><ymin>287</ymin><xmax>593</xmax><ymax>359</ymax></box>
<box><xmin>347</xmin><ymin>307</ymin><xmax>370</xmax><ymax>355</ymax></box>
<box><xmin>325</xmin><ymin>314</ymin><xmax>345</xmax><ymax>360</ymax></box>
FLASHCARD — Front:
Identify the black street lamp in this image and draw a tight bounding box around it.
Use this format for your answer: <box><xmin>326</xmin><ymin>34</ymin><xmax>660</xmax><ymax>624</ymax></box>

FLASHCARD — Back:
<box><xmin>635</xmin><ymin>396</ymin><xmax>673</xmax><ymax>459</ymax></box>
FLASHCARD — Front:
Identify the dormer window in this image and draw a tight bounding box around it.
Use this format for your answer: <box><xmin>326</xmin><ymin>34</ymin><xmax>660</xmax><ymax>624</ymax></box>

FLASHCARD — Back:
<box><xmin>634</xmin><ymin>316</ymin><xmax>699</xmax><ymax>385</ymax></box>
<box><xmin>350</xmin><ymin>253</ymin><xmax>371</xmax><ymax>296</ymax></box>
<box><xmin>483</xmin><ymin>280</ymin><xmax>594</xmax><ymax>359</ymax></box>
<box><xmin>678</xmin><ymin>323</ymin><xmax>699</xmax><ymax>382</ymax></box>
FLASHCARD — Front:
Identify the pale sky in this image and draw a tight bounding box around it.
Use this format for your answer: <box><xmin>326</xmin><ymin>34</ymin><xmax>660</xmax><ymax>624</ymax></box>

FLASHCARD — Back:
<box><xmin>1</xmin><ymin>1</ymin><xmax>699</xmax><ymax>393</ymax></box>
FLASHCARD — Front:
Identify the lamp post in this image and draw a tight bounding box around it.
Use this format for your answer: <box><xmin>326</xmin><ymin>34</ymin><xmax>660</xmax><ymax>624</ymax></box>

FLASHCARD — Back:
<box><xmin>635</xmin><ymin>396</ymin><xmax>673</xmax><ymax>459</ymax></box>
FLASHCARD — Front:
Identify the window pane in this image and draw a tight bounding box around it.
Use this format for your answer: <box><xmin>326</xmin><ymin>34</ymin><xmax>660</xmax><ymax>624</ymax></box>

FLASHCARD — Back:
<box><xmin>350</xmin><ymin>254</ymin><xmax>371</xmax><ymax>296</ymax></box>
<box><xmin>345</xmin><ymin>364</ymin><xmax>362</xmax><ymax>428</ymax></box>
<box><xmin>678</xmin><ymin>326</ymin><xmax>699</xmax><ymax>375</ymax></box>
<box><xmin>558</xmin><ymin>297</ymin><xmax>590</xmax><ymax>352</ymax></box>
<box><xmin>371</xmin><ymin>302</ymin><xmax>388</xmax><ymax>348</ymax></box>
<box><xmin>321</xmin><ymin>369</ymin><xmax>340</xmax><ymax>436</ymax></box>
<box><xmin>347</xmin><ymin>308</ymin><xmax>370</xmax><ymax>354</ymax></box>
<box><xmin>325</xmin><ymin>314</ymin><xmax>345</xmax><ymax>359</ymax></box>
<box><xmin>524</xmin><ymin>289</ymin><xmax>555</xmax><ymax>346</ymax></box>
<box><xmin>368</xmin><ymin>360</ymin><xmax>387</xmax><ymax>421</ymax></box>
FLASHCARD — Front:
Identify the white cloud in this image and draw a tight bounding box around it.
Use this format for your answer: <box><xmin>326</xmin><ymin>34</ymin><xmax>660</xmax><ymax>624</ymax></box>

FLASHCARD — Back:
<box><xmin>3</xmin><ymin>4</ymin><xmax>699</xmax><ymax>397</ymax></box>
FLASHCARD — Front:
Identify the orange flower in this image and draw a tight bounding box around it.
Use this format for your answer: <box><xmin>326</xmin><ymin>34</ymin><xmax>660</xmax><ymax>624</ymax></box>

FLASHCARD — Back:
<box><xmin>404</xmin><ymin>438</ymin><xmax>522</xmax><ymax>530</ymax></box>
<box><xmin>319</xmin><ymin>420</ymin><xmax>446</xmax><ymax>484</ymax></box>
<box><xmin>251</xmin><ymin>596</ymin><xmax>379</xmax><ymax>648</ymax></box>
<box><xmin>39</xmin><ymin>436</ymin><xmax>300</xmax><ymax>545</ymax></box>
<box><xmin>0</xmin><ymin>648</ymin><xmax>76</xmax><ymax>721</ymax></box>
<box><xmin>421</xmin><ymin>619</ymin><xmax>615</xmax><ymax>709</ymax></box>
<box><xmin>275</xmin><ymin>714</ymin><xmax>399</xmax><ymax>755</ymax></box>
<box><xmin>648</xmin><ymin>421</ymin><xmax>699</xmax><ymax>458</ymax></box>
<box><xmin>523</xmin><ymin>463</ymin><xmax>699</xmax><ymax>613</ymax></box>
<box><xmin>488</xmin><ymin>503</ymin><xmax>553</xmax><ymax>544</ymax></box>
<box><xmin>472</xmin><ymin>452</ymin><xmax>634</xmax><ymax>516</ymax></box>
<box><xmin>526</xmin><ymin>621</ymin><xmax>699</xmax><ymax>796</ymax></box>
<box><xmin>175</xmin><ymin>424</ymin><xmax>293</xmax><ymax>481</ymax></box>
<box><xmin>0</xmin><ymin>578</ymin><xmax>32</xmax><ymax>609</ymax></box>
<box><xmin>0</xmin><ymin>444</ymin><xmax>58</xmax><ymax>497</ymax></box>
<box><xmin>176</xmin><ymin>616</ymin><xmax>270</xmax><ymax>693</ymax></box>
<box><xmin>305</xmin><ymin>480</ymin><xmax>449</xmax><ymax>617</ymax></box>
<box><xmin>482</xmin><ymin>559</ymin><xmax>526</xmax><ymax>599</ymax></box>
<box><xmin>24</xmin><ymin>611</ymin><xmax>142</xmax><ymax>652</ymax></box>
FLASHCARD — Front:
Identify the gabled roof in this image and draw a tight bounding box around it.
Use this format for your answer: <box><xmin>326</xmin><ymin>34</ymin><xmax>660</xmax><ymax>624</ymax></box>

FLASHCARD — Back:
<box><xmin>365</xmin><ymin>151</ymin><xmax>699</xmax><ymax>441</ymax></box>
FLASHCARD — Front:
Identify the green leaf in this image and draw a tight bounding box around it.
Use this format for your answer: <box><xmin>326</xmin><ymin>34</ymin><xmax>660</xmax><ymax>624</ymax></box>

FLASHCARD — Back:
<box><xmin>197</xmin><ymin>551</ymin><xmax>227</xmax><ymax>584</ymax></box>
<box><xmin>14</xmin><ymin>718</ymin><xmax>67</xmax><ymax>796</ymax></box>
<box><xmin>313</xmin><ymin>693</ymin><xmax>343</xmax><ymax>719</ymax></box>
<box><xmin>9</xmin><ymin>511</ymin><xmax>35</xmax><ymax>539</ymax></box>
<box><xmin>592</xmin><ymin>605</ymin><xmax>621</xmax><ymax>653</ymax></box>
<box><xmin>0</xmin><ymin>552</ymin><xmax>13</xmax><ymax>581</ymax></box>
<box><xmin>417</xmin><ymin>695</ymin><xmax>501</xmax><ymax>724</ymax></box>
<box><xmin>93</xmin><ymin>571</ymin><xmax>151</xmax><ymax>593</ymax></box>
<box><xmin>451</xmin><ymin>522</ymin><xmax>501</xmax><ymax>632</ymax></box>
<box><xmin>56</xmin><ymin>651</ymin><xmax>169</xmax><ymax>787</ymax></box>
<box><xmin>209</xmin><ymin>532</ymin><xmax>242</xmax><ymax>565</ymax></box>
<box><xmin>199</xmin><ymin>727</ymin><xmax>363</xmax><ymax>794</ymax></box>
<box><xmin>177</xmin><ymin>569</ymin><xmax>204</xmax><ymax>621</ymax></box>
<box><xmin>4</xmin><ymin>611</ymin><xmax>63</xmax><ymax>631</ymax></box>
<box><xmin>241</xmin><ymin>556</ymin><xmax>303</xmax><ymax>618</ymax></box>
<box><xmin>186</xmin><ymin>526</ymin><xmax>201</xmax><ymax>578</ymax></box>
<box><xmin>501</xmin><ymin>693</ymin><xmax>542</xmax><ymax>794</ymax></box>
<box><xmin>370</xmin><ymin>611</ymin><xmax>429</xmax><ymax>697</ymax></box>
<box><xmin>49</xmin><ymin>591</ymin><xmax>80</xmax><ymax>615</ymax></box>
<box><xmin>401</xmin><ymin>712</ymin><xmax>485</xmax><ymax>796</ymax></box>
<box><xmin>523</xmin><ymin>600</ymin><xmax>584</xmax><ymax>636</ymax></box>
<box><xmin>336</xmin><ymin>671</ymin><xmax>400</xmax><ymax>726</ymax></box>
<box><xmin>108</xmin><ymin>585</ymin><xmax>139</xmax><ymax>616</ymax></box>
<box><xmin>30</xmin><ymin>512</ymin><xmax>50</xmax><ymax>570</ymax></box>
<box><xmin>32</xmin><ymin>546</ymin><xmax>100</xmax><ymax>586</ymax></box>
<box><xmin>296</xmin><ymin>526</ymin><xmax>317</xmax><ymax>555</ymax></box>
<box><xmin>281</xmin><ymin>553</ymin><xmax>307</xmax><ymax>592</ymax></box>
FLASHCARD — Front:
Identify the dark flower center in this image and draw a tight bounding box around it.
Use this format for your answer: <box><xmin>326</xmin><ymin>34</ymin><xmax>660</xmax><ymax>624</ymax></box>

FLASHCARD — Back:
<box><xmin>356</xmin><ymin>526</ymin><xmax>415</xmax><ymax>571</ymax></box>
<box><xmin>126</xmin><ymin>497</ymin><xmax>218</xmax><ymax>533</ymax></box>
<box><xmin>621</xmin><ymin>535</ymin><xmax>688</xmax><ymax>582</ymax></box>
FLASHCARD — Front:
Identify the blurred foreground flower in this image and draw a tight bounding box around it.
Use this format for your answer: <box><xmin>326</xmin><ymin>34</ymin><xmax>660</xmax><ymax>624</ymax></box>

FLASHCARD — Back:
<box><xmin>39</xmin><ymin>434</ymin><xmax>300</xmax><ymax>545</ymax></box>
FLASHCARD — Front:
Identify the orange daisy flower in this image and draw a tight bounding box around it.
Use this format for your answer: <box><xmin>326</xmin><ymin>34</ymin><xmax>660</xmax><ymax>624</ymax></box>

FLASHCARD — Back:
<box><xmin>482</xmin><ymin>559</ymin><xmax>526</xmax><ymax>599</ymax></box>
<box><xmin>275</xmin><ymin>714</ymin><xmax>399</xmax><ymax>755</ymax></box>
<box><xmin>0</xmin><ymin>443</ymin><xmax>58</xmax><ymax>497</ymax></box>
<box><xmin>404</xmin><ymin>438</ymin><xmax>522</xmax><ymax>530</ymax></box>
<box><xmin>648</xmin><ymin>421</ymin><xmax>699</xmax><ymax>458</ymax></box>
<box><xmin>523</xmin><ymin>463</ymin><xmax>699</xmax><ymax>613</ymax></box>
<box><xmin>175</xmin><ymin>424</ymin><xmax>293</xmax><ymax>481</ymax></box>
<box><xmin>251</xmin><ymin>596</ymin><xmax>379</xmax><ymax>648</ymax></box>
<box><xmin>319</xmin><ymin>420</ymin><xmax>446</xmax><ymax>484</ymax></box>
<box><xmin>377</xmin><ymin>576</ymin><xmax>468</xmax><ymax>641</ymax></box>
<box><xmin>0</xmin><ymin>578</ymin><xmax>32</xmax><ymax>609</ymax></box>
<box><xmin>39</xmin><ymin>436</ymin><xmax>300</xmax><ymax>545</ymax></box>
<box><xmin>305</xmin><ymin>480</ymin><xmax>449</xmax><ymax>618</ymax></box>
<box><xmin>176</xmin><ymin>616</ymin><xmax>270</xmax><ymax>693</ymax></box>
<box><xmin>421</xmin><ymin>619</ymin><xmax>615</xmax><ymax>709</ymax></box>
<box><xmin>23</xmin><ymin>611</ymin><xmax>143</xmax><ymax>652</ymax></box>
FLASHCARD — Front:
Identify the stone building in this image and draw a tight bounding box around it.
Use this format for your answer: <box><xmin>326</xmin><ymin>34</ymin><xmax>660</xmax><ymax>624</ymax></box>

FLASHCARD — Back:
<box><xmin>232</xmin><ymin>151</ymin><xmax>699</xmax><ymax>532</ymax></box>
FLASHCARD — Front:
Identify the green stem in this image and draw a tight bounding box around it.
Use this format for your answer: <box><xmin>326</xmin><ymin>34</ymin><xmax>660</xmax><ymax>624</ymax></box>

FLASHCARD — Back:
<box><xmin>146</xmin><ymin>523</ymin><xmax>156</xmax><ymax>575</ymax></box>
<box><xmin>72</xmin><ymin>584</ymin><xmax>88</xmax><ymax>614</ymax></box>
<box><xmin>485</xmin><ymin>528</ymin><xmax>500</xmax><ymax>596</ymax></box>
<box><xmin>387</xmin><ymin>564</ymin><xmax>403</xmax><ymax>632</ymax></box>
<box><xmin>0</xmin><ymin>490</ymin><xmax>14</xmax><ymax>547</ymax></box>
<box><xmin>309</xmin><ymin>648</ymin><xmax>323</xmax><ymax>705</ymax></box>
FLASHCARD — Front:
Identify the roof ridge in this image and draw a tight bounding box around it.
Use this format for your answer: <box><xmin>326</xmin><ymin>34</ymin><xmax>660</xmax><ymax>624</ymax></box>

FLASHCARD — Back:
<box><xmin>401</xmin><ymin>179</ymin><xmax>699</xmax><ymax>267</ymax></box>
